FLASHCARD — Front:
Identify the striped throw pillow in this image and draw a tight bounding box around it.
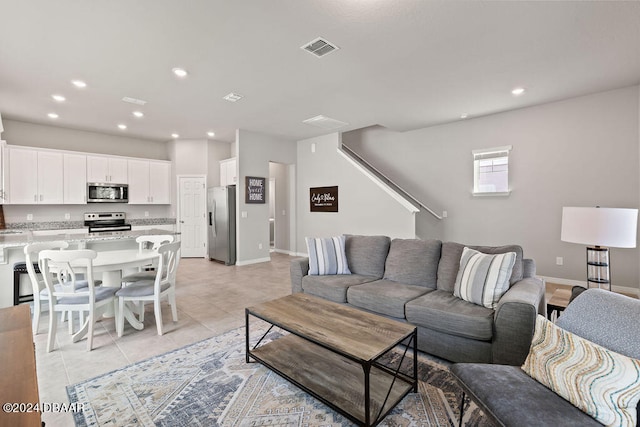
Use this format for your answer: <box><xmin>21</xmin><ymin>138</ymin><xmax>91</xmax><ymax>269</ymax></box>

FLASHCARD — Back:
<box><xmin>453</xmin><ymin>247</ymin><xmax>516</xmax><ymax>309</ymax></box>
<box><xmin>523</xmin><ymin>315</ymin><xmax>640</xmax><ymax>427</ymax></box>
<box><xmin>306</xmin><ymin>236</ymin><xmax>351</xmax><ymax>276</ymax></box>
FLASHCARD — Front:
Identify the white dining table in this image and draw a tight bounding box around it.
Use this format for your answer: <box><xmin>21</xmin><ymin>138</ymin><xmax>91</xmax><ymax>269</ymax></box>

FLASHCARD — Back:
<box><xmin>68</xmin><ymin>248</ymin><xmax>160</xmax><ymax>342</ymax></box>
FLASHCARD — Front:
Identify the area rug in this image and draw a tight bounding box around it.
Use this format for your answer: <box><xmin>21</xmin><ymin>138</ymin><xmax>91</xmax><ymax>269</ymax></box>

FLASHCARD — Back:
<box><xmin>67</xmin><ymin>326</ymin><xmax>489</xmax><ymax>426</ymax></box>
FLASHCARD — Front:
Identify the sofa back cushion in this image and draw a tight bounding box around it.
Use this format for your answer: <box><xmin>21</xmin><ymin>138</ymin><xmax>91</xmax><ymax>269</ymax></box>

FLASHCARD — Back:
<box><xmin>383</xmin><ymin>238</ymin><xmax>441</xmax><ymax>288</ymax></box>
<box><xmin>344</xmin><ymin>235</ymin><xmax>390</xmax><ymax>278</ymax></box>
<box><xmin>437</xmin><ymin>242</ymin><xmax>524</xmax><ymax>292</ymax></box>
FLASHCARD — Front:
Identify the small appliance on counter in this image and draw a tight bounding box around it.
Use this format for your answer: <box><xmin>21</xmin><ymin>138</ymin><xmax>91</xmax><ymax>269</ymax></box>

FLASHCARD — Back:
<box><xmin>87</xmin><ymin>183</ymin><xmax>128</xmax><ymax>203</ymax></box>
<box><xmin>208</xmin><ymin>186</ymin><xmax>236</xmax><ymax>265</ymax></box>
<box><xmin>84</xmin><ymin>212</ymin><xmax>132</xmax><ymax>233</ymax></box>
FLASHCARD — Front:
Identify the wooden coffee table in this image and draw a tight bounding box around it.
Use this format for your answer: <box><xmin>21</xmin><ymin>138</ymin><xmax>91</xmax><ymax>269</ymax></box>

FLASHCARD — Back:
<box><xmin>246</xmin><ymin>293</ymin><xmax>418</xmax><ymax>427</ymax></box>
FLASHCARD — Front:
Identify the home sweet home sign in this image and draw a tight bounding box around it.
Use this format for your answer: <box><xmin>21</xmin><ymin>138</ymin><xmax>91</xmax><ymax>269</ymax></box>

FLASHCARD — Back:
<box><xmin>310</xmin><ymin>186</ymin><xmax>338</xmax><ymax>212</ymax></box>
<box><xmin>245</xmin><ymin>176</ymin><xmax>266</xmax><ymax>204</ymax></box>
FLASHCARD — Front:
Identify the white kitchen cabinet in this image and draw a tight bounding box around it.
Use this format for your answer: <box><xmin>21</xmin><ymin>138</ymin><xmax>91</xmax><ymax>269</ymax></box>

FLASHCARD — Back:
<box><xmin>220</xmin><ymin>157</ymin><xmax>237</xmax><ymax>187</ymax></box>
<box><xmin>87</xmin><ymin>156</ymin><xmax>128</xmax><ymax>183</ymax></box>
<box><xmin>63</xmin><ymin>153</ymin><xmax>87</xmax><ymax>204</ymax></box>
<box><xmin>149</xmin><ymin>161</ymin><xmax>171</xmax><ymax>204</ymax></box>
<box><xmin>7</xmin><ymin>147</ymin><xmax>63</xmax><ymax>204</ymax></box>
<box><xmin>127</xmin><ymin>159</ymin><xmax>171</xmax><ymax>204</ymax></box>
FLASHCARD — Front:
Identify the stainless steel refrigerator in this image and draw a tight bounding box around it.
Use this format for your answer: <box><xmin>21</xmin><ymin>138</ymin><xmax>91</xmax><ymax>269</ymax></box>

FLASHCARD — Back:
<box><xmin>208</xmin><ymin>186</ymin><xmax>236</xmax><ymax>265</ymax></box>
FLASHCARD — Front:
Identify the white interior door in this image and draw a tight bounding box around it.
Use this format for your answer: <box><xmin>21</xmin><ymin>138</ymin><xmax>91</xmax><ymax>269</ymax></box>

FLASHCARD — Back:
<box><xmin>178</xmin><ymin>176</ymin><xmax>207</xmax><ymax>257</ymax></box>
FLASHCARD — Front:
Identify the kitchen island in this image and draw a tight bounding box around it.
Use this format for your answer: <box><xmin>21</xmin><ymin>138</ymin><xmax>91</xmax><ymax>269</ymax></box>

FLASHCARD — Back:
<box><xmin>0</xmin><ymin>228</ymin><xmax>180</xmax><ymax>309</ymax></box>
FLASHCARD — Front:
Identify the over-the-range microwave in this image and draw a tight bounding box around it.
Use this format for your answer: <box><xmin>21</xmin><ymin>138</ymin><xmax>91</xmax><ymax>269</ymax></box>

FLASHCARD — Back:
<box><xmin>87</xmin><ymin>183</ymin><xmax>129</xmax><ymax>203</ymax></box>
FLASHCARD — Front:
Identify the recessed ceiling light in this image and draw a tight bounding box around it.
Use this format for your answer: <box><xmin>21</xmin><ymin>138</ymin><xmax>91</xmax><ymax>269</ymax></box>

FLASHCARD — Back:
<box><xmin>223</xmin><ymin>93</ymin><xmax>243</xmax><ymax>102</ymax></box>
<box><xmin>460</xmin><ymin>113</ymin><xmax>469</xmax><ymax>119</ymax></box>
<box><xmin>117</xmin><ymin>124</ymin><xmax>127</xmax><ymax>130</ymax></box>
<box><xmin>71</xmin><ymin>80</ymin><xmax>87</xmax><ymax>88</ymax></box>
<box><xmin>172</xmin><ymin>68</ymin><xmax>188</xmax><ymax>78</ymax></box>
<box><xmin>171</xmin><ymin>133</ymin><xmax>179</xmax><ymax>139</ymax></box>
<box><xmin>51</xmin><ymin>94</ymin><xmax>66</xmax><ymax>102</ymax></box>
<box><xmin>132</xmin><ymin>111</ymin><xmax>144</xmax><ymax>118</ymax></box>
<box><xmin>47</xmin><ymin>113</ymin><xmax>59</xmax><ymax>119</ymax></box>
<box><xmin>207</xmin><ymin>131</ymin><xmax>215</xmax><ymax>137</ymax></box>
<box><xmin>511</xmin><ymin>87</ymin><xmax>526</xmax><ymax>96</ymax></box>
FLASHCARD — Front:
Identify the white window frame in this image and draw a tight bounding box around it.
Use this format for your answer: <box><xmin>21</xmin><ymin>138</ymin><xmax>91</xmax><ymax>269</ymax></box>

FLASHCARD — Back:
<box><xmin>472</xmin><ymin>145</ymin><xmax>512</xmax><ymax>196</ymax></box>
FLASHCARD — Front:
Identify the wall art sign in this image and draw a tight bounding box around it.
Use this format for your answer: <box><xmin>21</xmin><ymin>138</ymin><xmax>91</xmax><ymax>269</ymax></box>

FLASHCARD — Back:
<box><xmin>310</xmin><ymin>186</ymin><xmax>338</xmax><ymax>212</ymax></box>
<box><xmin>246</xmin><ymin>176</ymin><xmax>266</xmax><ymax>204</ymax></box>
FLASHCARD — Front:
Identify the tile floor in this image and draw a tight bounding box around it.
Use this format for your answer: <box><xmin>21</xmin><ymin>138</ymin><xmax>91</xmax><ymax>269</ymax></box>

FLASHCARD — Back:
<box><xmin>35</xmin><ymin>253</ymin><xmax>294</xmax><ymax>426</ymax></box>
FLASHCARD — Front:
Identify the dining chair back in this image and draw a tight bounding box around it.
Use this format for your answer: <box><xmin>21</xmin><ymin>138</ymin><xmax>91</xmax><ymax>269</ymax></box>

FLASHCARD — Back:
<box><xmin>116</xmin><ymin>241</ymin><xmax>181</xmax><ymax>337</ymax></box>
<box><xmin>24</xmin><ymin>241</ymin><xmax>70</xmax><ymax>334</ymax></box>
<box><xmin>121</xmin><ymin>234</ymin><xmax>176</xmax><ymax>284</ymax></box>
<box><xmin>39</xmin><ymin>249</ymin><xmax>117</xmax><ymax>352</ymax></box>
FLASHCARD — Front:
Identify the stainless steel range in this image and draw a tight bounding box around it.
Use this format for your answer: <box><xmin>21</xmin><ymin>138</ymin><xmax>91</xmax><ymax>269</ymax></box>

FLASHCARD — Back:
<box><xmin>84</xmin><ymin>212</ymin><xmax>132</xmax><ymax>233</ymax></box>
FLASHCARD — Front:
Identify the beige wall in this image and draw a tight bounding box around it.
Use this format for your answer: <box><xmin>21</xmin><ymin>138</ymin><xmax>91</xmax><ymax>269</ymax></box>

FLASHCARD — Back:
<box><xmin>343</xmin><ymin>85</ymin><xmax>640</xmax><ymax>291</ymax></box>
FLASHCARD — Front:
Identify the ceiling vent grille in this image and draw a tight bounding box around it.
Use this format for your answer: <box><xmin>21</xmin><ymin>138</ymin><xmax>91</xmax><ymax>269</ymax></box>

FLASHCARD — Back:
<box><xmin>122</xmin><ymin>96</ymin><xmax>147</xmax><ymax>106</ymax></box>
<box><xmin>301</xmin><ymin>37</ymin><xmax>339</xmax><ymax>58</ymax></box>
<box><xmin>302</xmin><ymin>115</ymin><xmax>348</xmax><ymax>130</ymax></box>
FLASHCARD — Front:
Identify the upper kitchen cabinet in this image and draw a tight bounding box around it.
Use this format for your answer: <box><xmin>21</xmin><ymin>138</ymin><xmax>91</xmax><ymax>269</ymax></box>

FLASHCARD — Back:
<box><xmin>127</xmin><ymin>159</ymin><xmax>171</xmax><ymax>204</ymax></box>
<box><xmin>220</xmin><ymin>157</ymin><xmax>237</xmax><ymax>187</ymax></box>
<box><xmin>7</xmin><ymin>147</ymin><xmax>64</xmax><ymax>204</ymax></box>
<box><xmin>87</xmin><ymin>155</ymin><xmax>128</xmax><ymax>183</ymax></box>
<box><xmin>63</xmin><ymin>153</ymin><xmax>87</xmax><ymax>204</ymax></box>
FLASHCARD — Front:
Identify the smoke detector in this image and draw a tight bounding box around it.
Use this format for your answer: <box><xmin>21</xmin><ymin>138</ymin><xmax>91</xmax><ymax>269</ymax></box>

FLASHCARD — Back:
<box><xmin>302</xmin><ymin>115</ymin><xmax>348</xmax><ymax>130</ymax></box>
<box><xmin>223</xmin><ymin>93</ymin><xmax>243</xmax><ymax>102</ymax></box>
<box><xmin>301</xmin><ymin>37</ymin><xmax>339</xmax><ymax>58</ymax></box>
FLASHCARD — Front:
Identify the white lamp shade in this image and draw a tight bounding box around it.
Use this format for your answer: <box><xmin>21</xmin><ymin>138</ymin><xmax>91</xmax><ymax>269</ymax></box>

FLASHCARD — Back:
<box><xmin>561</xmin><ymin>207</ymin><xmax>638</xmax><ymax>248</ymax></box>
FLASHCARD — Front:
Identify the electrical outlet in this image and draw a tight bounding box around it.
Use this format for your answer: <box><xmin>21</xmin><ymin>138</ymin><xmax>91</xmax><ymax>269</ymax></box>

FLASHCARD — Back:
<box><xmin>64</xmin><ymin>213</ymin><xmax>70</xmax><ymax>220</ymax></box>
<box><xmin>282</xmin><ymin>210</ymin><xmax>286</xmax><ymax>216</ymax></box>
<box><xmin>556</xmin><ymin>257</ymin><xmax>563</xmax><ymax>266</ymax></box>
<box><xmin>442</xmin><ymin>210</ymin><xmax>448</xmax><ymax>218</ymax></box>
<box><xmin>27</xmin><ymin>214</ymin><xmax>33</xmax><ymax>221</ymax></box>
<box><xmin>144</xmin><ymin>211</ymin><xmax>149</xmax><ymax>217</ymax></box>
<box><xmin>258</xmin><ymin>243</ymin><xmax>263</xmax><ymax>250</ymax></box>
<box><xmin>311</xmin><ymin>143</ymin><xmax>316</xmax><ymax>153</ymax></box>
<box><xmin>241</xmin><ymin>211</ymin><xmax>248</xmax><ymax>218</ymax></box>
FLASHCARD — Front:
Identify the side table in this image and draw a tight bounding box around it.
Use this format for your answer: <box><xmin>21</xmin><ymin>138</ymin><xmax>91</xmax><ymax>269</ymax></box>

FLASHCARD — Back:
<box><xmin>546</xmin><ymin>288</ymin><xmax>571</xmax><ymax>321</ymax></box>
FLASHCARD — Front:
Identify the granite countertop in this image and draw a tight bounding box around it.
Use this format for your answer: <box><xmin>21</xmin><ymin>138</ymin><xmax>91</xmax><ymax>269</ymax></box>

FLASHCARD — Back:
<box><xmin>5</xmin><ymin>217</ymin><xmax>176</xmax><ymax>231</ymax></box>
<box><xmin>0</xmin><ymin>228</ymin><xmax>180</xmax><ymax>249</ymax></box>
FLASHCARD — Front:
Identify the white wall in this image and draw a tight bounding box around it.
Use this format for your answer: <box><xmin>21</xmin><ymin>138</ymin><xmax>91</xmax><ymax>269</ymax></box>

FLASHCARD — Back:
<box><xmin>3</xmin><ymin>119</ymin><xmax>168</xmax><ymax>159</ymax></box>
<box><xmin>343</xmin><ymin>85</ymin><xmax>640</xmax><ymax>290</ymax></box>
<box><xmin>296</xmin><ymin>133</ymin><xmax>416</xmax><ymax>255</ymax></box>
<box><xmin>207</xmin><ymin>140</ymin><xmax>232</xmax><ymax>188</ymax></box>
<box><xmin>236</xmin><ymin>130</ymin><xmax>296</xmax><ymax>264</ymax></box>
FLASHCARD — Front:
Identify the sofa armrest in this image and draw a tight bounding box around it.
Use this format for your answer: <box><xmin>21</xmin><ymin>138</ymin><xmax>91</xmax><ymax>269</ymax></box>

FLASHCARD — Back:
<box><xmin>522</xmin><ymin>258</ymin><xmax>536</xmax><ymax>278</ymax></box>
<box><xmin>492</xmin><ymin>277</ymin><xmax>545</xmax><ymax>365</ymax></box>
<box><xmin>290</xmin><ymin>257</ymin><xmax>309</xmax><ymax>294</ymax></box>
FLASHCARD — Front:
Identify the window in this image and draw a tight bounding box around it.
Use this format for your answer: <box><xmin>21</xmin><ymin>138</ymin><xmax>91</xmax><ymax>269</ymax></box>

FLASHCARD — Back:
<box><xmin>472</xmin><ymin>145</ymin><xmax>512</xmax><ymax>195</ymax></box>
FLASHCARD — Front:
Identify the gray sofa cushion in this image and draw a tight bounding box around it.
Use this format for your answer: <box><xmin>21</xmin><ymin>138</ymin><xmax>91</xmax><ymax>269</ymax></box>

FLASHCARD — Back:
<box><xmin>405</xmin><ymin>290</ymin><xmax>494</xmax><ymax>341</ymax></box>
<box><xmin>383</xmin><ymin>238</ymin><xmax>441</xmax><ymax>288</ymax></box>
<box><xmin>344</xmin><ymin>235</ymin><xmax>391</xmax><ymax>278</ymax></box>
<box><xmin>347</xmin><ymin>279</ymin><xmax>432</xmax><ymax>318</ymax></box>
<box><xmin>436</xmin><ymin>242</ymin><xmax>524</xmax><ymax>292</ymax></box>
<box><xmin>451</xmin><ymin>364</ymin><xmax>601</xmax><ymax>426</ymax></box>
<box><xmin>301</xmin><ymin>274</ymin><xmax>378</xmax><ymax>303</ymax></box>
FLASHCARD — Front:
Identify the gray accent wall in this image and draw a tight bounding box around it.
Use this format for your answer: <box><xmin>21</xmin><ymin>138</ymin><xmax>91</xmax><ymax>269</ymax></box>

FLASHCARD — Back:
<box><xmin>236</xmin><ymin>130</ymin><xmax>296</xmax><ymax>264</ymax></box>
<box><xmin>296</xmin><ymin>133</ymin><xmax>417</xmax><ymax>255</ymax></box>
<box><xmin>343</xmin><ymin>86</ymin><xmax>640</xmax><ymax>290</ymax></box>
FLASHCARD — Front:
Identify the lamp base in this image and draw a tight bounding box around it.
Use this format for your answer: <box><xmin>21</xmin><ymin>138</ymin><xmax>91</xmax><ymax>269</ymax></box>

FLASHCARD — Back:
<box><xmin>586</xmin><ymin>246</ymin><xmax>610</xmax><ymax>291</ymax></box>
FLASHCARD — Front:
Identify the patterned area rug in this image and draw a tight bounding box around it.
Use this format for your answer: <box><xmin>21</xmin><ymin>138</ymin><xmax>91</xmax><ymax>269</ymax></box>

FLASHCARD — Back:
<box><xmin>67</xmin><ymin>326</ymin><xmax>489</xmax><ymax>426</ymax></box>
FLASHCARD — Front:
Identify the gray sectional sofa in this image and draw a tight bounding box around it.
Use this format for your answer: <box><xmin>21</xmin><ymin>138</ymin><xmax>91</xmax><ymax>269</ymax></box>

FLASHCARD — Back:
<box><xmin>290</xmin><ymin>235</ymin><xmax>546</xmax><ymax>365</ymax></box>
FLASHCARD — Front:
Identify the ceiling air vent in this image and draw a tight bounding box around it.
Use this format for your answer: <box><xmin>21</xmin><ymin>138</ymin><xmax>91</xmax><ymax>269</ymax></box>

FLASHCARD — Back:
<box><xmin>122</xmin><ymin>97</ymin><xmax>147</xmax><ymax>106</ymax></box>
<box><xmin>302</xmin><ymin>115</ymin><xmax>348</xmax><ymax>130</ymax></box>
<box><xmin>301</xmin><ymin>37</ymin><xmax>339</xmax><ymax>58</ymax></box>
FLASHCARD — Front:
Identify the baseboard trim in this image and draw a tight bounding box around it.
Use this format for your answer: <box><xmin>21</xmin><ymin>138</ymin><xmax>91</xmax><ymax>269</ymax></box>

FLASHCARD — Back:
<box><xmin>236</xmin><ymin>257</ymin><xmax>271</xmax><ymax>266</ymax></box>
<box><xmin>272</xmin><ymin>249</ymin><xmax>297</xmax><ymax>256</ymax></box>
<box><xmin>538</xmin><ymin>275</ymin><xmax>639</xmax><ymax>297</ymax></box>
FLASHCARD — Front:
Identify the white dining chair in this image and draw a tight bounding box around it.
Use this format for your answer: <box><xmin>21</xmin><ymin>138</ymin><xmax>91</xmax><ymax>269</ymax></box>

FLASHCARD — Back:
<box><xmin>121</xmin><ymin>234</ymin><xmax>175</xmax><ymax>284</ymax></box>
<box><xmin>39</xmin><ymin>249</ymin><xmax>118</xmax><ymax>352</ymax></box>
<box><xmin>116</xmin><ymin>241</ymin><xmax>180</xmax><ymax>337</ymax></box>
<box><xmin>24</xmin><ymin>241</ymin><xmax>89</xmax><ymax>335</ymax></box>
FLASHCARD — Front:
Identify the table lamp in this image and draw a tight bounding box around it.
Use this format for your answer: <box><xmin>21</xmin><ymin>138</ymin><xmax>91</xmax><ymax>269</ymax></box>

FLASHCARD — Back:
<box><xmin>561</xmin><ymin>206</ymin><xmax>638</xmax><ymax>291</ymax></box>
